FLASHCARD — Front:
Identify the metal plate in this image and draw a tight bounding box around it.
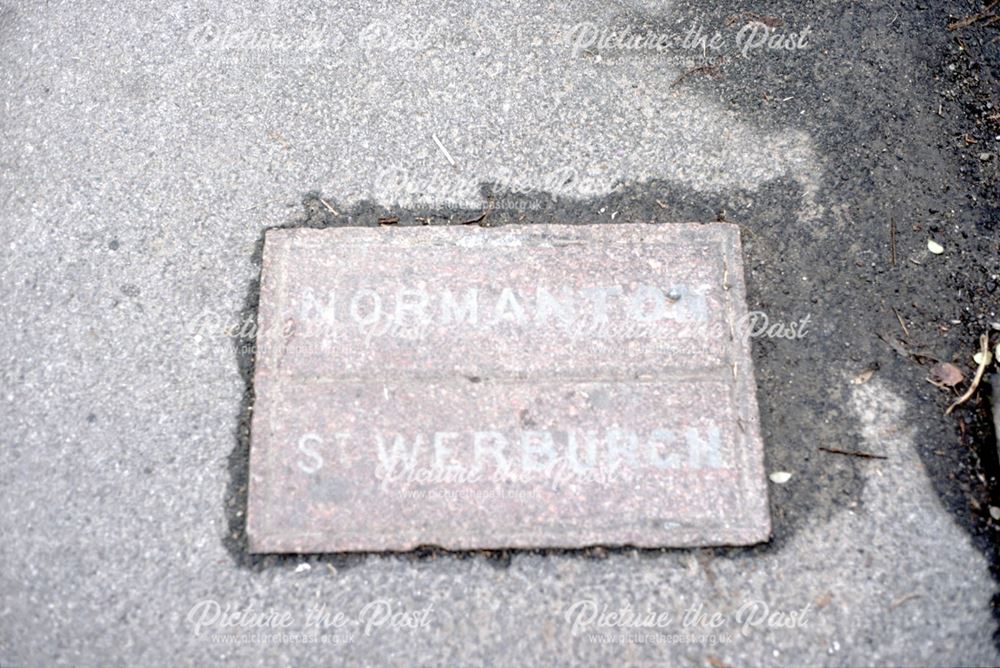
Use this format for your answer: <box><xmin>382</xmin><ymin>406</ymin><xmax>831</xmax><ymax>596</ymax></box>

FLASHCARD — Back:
<box><xmin>247</xmin><ymin>224</ymin><xmax>770</xmax><ymax>552</ymax></box>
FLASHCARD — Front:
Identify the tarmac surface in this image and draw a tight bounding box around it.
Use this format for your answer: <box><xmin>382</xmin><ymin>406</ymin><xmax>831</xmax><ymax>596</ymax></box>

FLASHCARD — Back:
<box><xmin>2</xmin><ymin>0</ymin><xmax>999</xmax><ymax>665</ymax></box>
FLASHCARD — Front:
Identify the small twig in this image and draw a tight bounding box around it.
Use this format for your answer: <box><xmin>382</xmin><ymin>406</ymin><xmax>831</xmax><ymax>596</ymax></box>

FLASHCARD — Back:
<box><xmin>926</xmin><ymin>375</ymin><xmax>961</xmax><ymax>391</ymax></box>
<box><xmin>671</xmin><ymin>58</ymin><xmax>724</xmax><ymax>88</ymax></box>
<box><xmin>319</xmin><ymin>199</ymin><xmax>339</xmax><ymax>216</ymax></box>
<box><xmin>876</xmin><ymin>332</ymin><xmax>940</xmax><ymax>364</ymax></box>
<box><xmin>377</xmin><ymin>216</ymin><xmax>399</xmax><ymax>226</ymax></box>
<box><xmin>461</xmin><ymin>198</ymin><xmax>495</xmax><ymax>226</ymax></box>
<box><xmin>949</xmin><ymin>9</ymin><xmax>996</xmax><ymax>30</ymax></box>
<box><xmin>819</xmin><ymin>446</ymin><xmax>888</xmax><ymax>460</ymax></box>
<box><xmin>432</xmin><ymin>133</ymin><xmax>456</xmax><ymax>167</ymax></box>
<box><xmin>892</xmin><ymin>307</ymin><xmax>909</xmax><ymax>338</ymax></box>
<box><xmin>946</xmin><ymin>334</ymin><xmax>991</xmax><ymax>414</ymax></box>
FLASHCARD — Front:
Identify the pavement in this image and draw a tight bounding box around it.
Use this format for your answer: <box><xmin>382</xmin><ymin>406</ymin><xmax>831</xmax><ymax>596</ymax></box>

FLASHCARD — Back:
<box><xmin>1</xmin><ymin>0</ymin><xmax>999</xmax><ymax>666</ymax></box>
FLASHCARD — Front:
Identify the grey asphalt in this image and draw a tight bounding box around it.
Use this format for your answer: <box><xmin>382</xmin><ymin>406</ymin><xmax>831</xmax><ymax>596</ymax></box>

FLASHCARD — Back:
<box><xmin>2</xmin><ymin>0</ymin><xmax>999</xmax><ymax>666</ymax></box>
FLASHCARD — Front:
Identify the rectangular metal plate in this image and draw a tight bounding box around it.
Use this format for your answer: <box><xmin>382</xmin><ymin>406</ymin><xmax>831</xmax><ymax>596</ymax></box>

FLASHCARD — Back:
<box><xmin>247</xmin><ymin>224</ymin><xmax>770</xmax><ymax>552</ymax></box>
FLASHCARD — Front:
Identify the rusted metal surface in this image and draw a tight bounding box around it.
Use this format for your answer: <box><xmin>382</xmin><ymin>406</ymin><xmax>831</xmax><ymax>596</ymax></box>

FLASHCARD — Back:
<box><xmin>247</xmin><ymin>224</ymin><xmax>770</xmax><ymax>552</ymax></box>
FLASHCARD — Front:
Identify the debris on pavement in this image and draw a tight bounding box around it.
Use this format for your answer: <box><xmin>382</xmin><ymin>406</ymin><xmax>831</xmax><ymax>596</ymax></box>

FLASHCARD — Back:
<box><xmin>852</xmin><ymin>362</ymin><xmax>879</xmax><ymax>385</ymax></box>
<box><xmin>947</xmin><ymin>334</ymin><xmax>993</xmax><ymax>415</ymax></box>
<box><xmin>819</xmin><ymin>446</ymin><xmax>888</xmax><ymax>460</ymax></box>
<box><xmin>928</xmin><ymin>362</ymin><xmax>965</xmax><ymax>388</ymax></box>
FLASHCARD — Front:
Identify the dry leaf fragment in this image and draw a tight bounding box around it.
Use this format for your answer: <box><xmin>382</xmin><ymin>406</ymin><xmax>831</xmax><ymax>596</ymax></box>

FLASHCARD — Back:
<box><xmin>947</xmin><ymin>334</ymin><xmax>991</xmax><ymax>414</ymax></box>
<box><xmin>928</xmin><ymin>362</ymin><xmax>964</xmax><ymax>387</ymax></box>
<box><xmin>852</xmin><ymin>363</ymin><xmax>878</xmax><ymax>385</ymax></box>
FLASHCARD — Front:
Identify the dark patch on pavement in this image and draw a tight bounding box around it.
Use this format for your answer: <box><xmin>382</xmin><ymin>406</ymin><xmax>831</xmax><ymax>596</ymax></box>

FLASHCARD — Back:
<box><xmin>666</xmin><ymin>0</ymin><xmax>1000</xmax><ymax>642</ymax></box>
